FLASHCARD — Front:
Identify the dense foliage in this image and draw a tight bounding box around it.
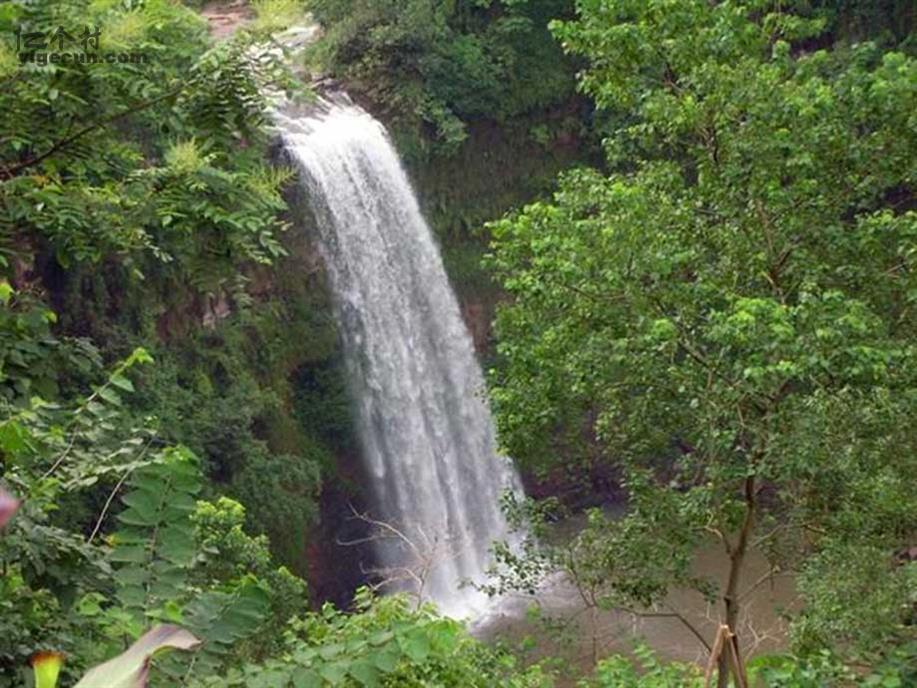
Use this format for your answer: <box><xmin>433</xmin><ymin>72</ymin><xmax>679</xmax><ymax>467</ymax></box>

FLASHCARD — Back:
<box><xmin>0</xmin><ymin>0</ymin><xmax>291</xmax><ymax>273</ymax></box>
<box><xmin>3</xmin><ymin>0</ymin><xmax>915</xmax><ymax>686</ymax></box>
<box><xmin>488</xmin><ymin>0</ymin><xmax>916</xmax><ymax>683</ymax></box>
<box><xmin>0</xmin><ymin>0</ymin><xmax>343</xmax><ymax>573</ymax></box>
<box><xmin>307</xmin><ymin>0</ymin><xmax>579</xmax><ymax>155</ymax></box>
<box><xmin>0</xmin><ymin>2</ymin><xmax>564</xmax><ymax>687</ymax></box>
<box><xmin>1</xmin><ymin>0</ymin><xmax>324</xmax><ymax>684</ymax></box>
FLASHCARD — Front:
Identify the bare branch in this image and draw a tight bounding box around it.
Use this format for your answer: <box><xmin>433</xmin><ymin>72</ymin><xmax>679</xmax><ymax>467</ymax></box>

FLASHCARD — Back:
<box><xmin>628</xmin><ymin>607</ymin><xmax>713</xmax><ymax>654</ymax></box>
<box><xmin>338</xmin><ymin>504</ymin><xmax>469</xmax><ymax>609</ymax></box>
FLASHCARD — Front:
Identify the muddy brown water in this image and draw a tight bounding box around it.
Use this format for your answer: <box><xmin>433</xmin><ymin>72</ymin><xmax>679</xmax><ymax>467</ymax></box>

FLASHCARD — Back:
<box><xmin>472</xmin><ymin>519</ymin><xmax>799</xmax><ymax>685</ymax></box>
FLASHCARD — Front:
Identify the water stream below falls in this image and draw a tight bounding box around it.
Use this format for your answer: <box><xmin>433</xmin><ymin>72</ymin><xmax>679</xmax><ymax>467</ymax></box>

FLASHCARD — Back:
<box><xmin>275</xmin><ymin>95</ymin><xmax>523</xmax><ymax>618</ymax></box>
<box><xmin>476</xmin><ymin>511</ymin><xmax>799</xmax><ymax>685</ymax></box>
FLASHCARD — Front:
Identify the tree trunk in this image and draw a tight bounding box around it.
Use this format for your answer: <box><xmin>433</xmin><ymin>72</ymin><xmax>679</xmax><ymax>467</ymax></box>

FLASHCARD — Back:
<box><xmin>716</xmin><ymin>475</ymin><xmax>756</xmax><ymax>688</ymax></box>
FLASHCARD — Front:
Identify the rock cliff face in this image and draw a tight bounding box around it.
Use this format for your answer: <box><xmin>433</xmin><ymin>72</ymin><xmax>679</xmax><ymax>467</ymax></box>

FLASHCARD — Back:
<box><xmin>397</xmin><ymin>103</ymin><xmax>597</xmax><ymax>357</ymax></box>
<box><xmin>305</xmin><ymin>446</ymin><xmax>376</xmax><ymax>608</ymax></box>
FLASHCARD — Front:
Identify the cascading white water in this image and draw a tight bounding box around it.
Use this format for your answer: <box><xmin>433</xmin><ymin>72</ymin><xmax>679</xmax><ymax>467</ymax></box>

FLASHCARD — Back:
<box><xmin>275</xmin><ymin>96</ymin><xmax>523</xmax><ymax>618</ymax></box>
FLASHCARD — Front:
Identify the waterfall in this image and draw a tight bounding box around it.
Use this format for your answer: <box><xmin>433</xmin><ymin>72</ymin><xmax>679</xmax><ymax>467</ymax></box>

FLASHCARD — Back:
<box><xmin>275</xmin><ymin>96</ymin><xmax>523</xmax><ymax>618</ymax></box>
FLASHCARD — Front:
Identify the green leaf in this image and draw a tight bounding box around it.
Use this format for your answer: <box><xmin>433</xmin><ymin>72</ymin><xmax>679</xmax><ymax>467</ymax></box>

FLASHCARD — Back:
<box><xmin>319</xmin><ymin>643</ymin><xmax>343</xmax><ymax>661</ymax></box>
<box><xmin>348</xmin><ymin>661</ymin><xmax>381</xmax><ymax>687</ymax></box>
<box><xmin>319</xmin><ymin>662</ymin><xmax>348</xmax><ymax>685</ymax></box>
<box><xmin>120</xmin><ymin>490</ymin><xmax>162</xmax><ymax>525</ymax></box>
<box><xmin>112</xmin><ymin>447</ymin><xmax>202</xmax><ymax>618</ymax></box>
<box><xmin>98</xmin><ymin>386</ymin><xmax>123</xmax><ymax>407</ymax></box>
<box><xmin>0</xmin><ymin>281</ymin><xmax>13</xmax><ymax>305</ymax></box>
<box><xmin>0</xmin><ymin>420</ymin><xmax>30</xmax><ymax>459</ymax></box>
<box><xmin>291</xmin><ymin>668</ymin><xmax>322</xmax><ymax>688</ymax></box>
<box><xmin>110</xmin><ymin>373</ymin><xmax>135</xmax><ymax>393</ymax></box>
<box><xmin>398</xmin><ymin>631</ymin><xmax>431</xmax><ymax>663</ymax></box>
<box><xmin>370</xmin><ymin>649</ymin><xmax>399</xmax><ymax>674</ymax></box>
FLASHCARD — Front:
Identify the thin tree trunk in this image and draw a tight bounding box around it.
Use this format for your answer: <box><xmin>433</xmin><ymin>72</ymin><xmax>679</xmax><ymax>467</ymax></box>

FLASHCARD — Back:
<box><xmin>717</xmin><ymin>475</ymin><xmax>756</xmax><ymax>688</ymax></box>
<box><xmin>591</xmin><ymin>604</ymin><xmax>599</xmax><ymax>668</ymax></box>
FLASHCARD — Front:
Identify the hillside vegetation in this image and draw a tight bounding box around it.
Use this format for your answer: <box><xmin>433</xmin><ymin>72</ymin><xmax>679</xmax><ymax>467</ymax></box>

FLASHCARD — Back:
<box><xmin>0</xmin><ymin>1</ymin><xmax>914</xmax><ymax>687</ymax></box>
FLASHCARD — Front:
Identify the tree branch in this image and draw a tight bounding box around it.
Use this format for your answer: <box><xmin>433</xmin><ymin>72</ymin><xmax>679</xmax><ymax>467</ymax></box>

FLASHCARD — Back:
<box><xmin>1</xmin><ymin>87</ymin><xmax>184</xmax><ymax>181</ymax></box>
<box><xmin>623</xmin><ymin>606</ymin><xmax>713</xmax><ymax>653</ymax></box>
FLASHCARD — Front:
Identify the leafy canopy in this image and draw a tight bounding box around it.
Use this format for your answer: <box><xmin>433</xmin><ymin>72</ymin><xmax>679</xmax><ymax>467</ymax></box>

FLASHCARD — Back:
<box><xmin>487</xmin><ymin>0</ymin><xmax>917</xmax><ymax>674</ymax></box>
<box><xmin>0</xmin><ymin>0</ymin><xmax>297</xmax><ymax>287</ymax></box>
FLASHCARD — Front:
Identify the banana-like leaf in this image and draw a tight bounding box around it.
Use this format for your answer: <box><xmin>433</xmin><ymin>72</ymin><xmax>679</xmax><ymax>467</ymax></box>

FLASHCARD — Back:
<box><xmin>0</xmin><ymin>486</ymin><xmax>19</xmax><ymax>528</ymax></box>
<box><xmin>74</xmin><ymin>625</ymin><xmax>201</xmax><ymax>688</ymax></box>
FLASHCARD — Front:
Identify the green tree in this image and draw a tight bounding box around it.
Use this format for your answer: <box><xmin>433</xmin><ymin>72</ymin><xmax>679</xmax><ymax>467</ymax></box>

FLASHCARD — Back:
<box><xmin>487</xmin><ymin>0</ymin><xmax>916</xmax><ymax>683</ymax></box>
<box><xmin>0</xmin><ymin>0</ymin><xmax>296</xmax><ymax>281</ymax></box>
